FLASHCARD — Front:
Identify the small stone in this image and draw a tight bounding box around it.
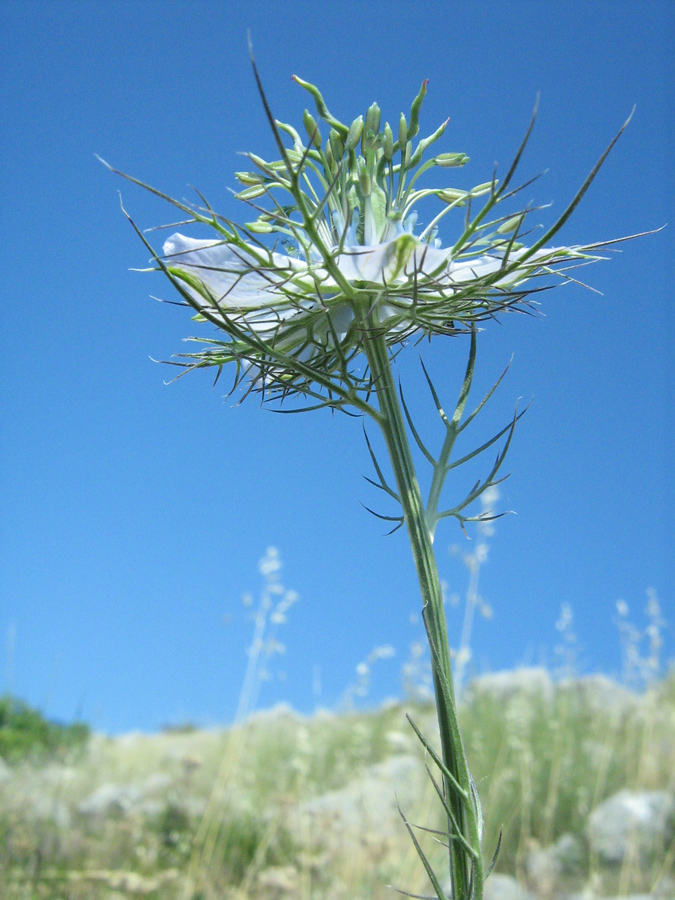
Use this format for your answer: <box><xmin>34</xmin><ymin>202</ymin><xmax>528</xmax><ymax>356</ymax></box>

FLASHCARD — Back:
<box><xmin>77</xmin><ymin>782</ymin><xmax>141</xmax><ymax>818</ymax></box>
<box><xmin>482</xmin><ymin>873</ymin><xmax>533</xmax><ymax>900</ymax></box>
<box><xmin>257</xmin><ymin>865</ymin><xmax>299</xmax><ymax>892</ymax></box>
<box><xmin>301</xmin><ymin>755</ymin><xmax>422</xmax><ymax>838</ymax></box>
<box><xmin>524</xmin><ymin>833</ymin><xmax>585</xmax><ymax>897</ymax></box>
<box><xmin>587</xmin><ymin>789</ymin><xmax>675</xmax><ymax>867</ymax></box>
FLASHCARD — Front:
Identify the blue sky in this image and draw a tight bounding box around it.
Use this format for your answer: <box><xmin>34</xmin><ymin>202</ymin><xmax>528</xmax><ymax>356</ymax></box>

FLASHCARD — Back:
<box><xmin>1</xmin><ymin>0</ymin><xmax>673</xmax><ymax>734</ymax></box>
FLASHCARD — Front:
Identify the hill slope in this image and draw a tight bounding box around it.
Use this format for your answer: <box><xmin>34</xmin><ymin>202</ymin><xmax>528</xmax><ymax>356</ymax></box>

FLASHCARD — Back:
<box><xmin>1</xmin><ymin>668</ymin><xmax>673</xmax><ymax>899</ymax></box>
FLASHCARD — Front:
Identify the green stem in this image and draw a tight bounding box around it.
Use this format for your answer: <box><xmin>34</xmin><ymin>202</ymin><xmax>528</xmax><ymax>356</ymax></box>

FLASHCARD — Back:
<box><xmin>363</xmin><ymin>320</ymin><xmax>483</xmax><ymax>900</ymax></box>
<box><xmin>426</xmin><ymin>329</ymin><xmax>477</xmax><ymax>536</ymax></box>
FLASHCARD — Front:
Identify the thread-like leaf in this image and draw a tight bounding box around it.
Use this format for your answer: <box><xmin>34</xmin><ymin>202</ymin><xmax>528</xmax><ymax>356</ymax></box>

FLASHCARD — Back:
<box><xmin>400</xmin><ymin>382</ymin><xmax>436</xmax><ymax>466</ymax></box>
<box><xmin>485</xmin><ymin>828</ymin><xmax>503</xmax><ymax>878</ymax></box>
<box><xmin>397</xmin><ymin>803</ymin><xmax>449</xmax><ymax>900</ymax></box>
<box><xmin>406</xmin><ymin>715</ymin><xmax>469</xmax><ymax>801</ymax></box>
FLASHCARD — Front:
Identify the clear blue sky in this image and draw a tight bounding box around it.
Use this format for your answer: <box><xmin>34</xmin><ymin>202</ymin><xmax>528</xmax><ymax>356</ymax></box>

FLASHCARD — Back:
<box><xmin>1</xmin><ymin>0</ymin><xmax>673</xmax><ymax>734</ymax></box>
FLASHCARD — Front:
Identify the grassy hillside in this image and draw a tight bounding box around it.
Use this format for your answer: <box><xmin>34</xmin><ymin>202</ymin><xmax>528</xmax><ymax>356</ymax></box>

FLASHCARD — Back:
<box><xmin>1</xmin><ymin>668</ymin><xmax>673</xmax><ymax>899</ymax></box>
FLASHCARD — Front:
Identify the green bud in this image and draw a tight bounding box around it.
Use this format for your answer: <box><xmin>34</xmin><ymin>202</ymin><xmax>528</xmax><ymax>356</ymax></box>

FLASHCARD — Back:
<box><xmin>434</xmin><ymin>152</ymin><xmax>470</xmax><ymax>168</ymax></box>
<box><xmin>438</xmin><ymin>189</ymin><xmax>468</xmax><ymax>204</ymax></box>
<box><xmin>248</xmin><ymin>153</ymin><xmax>269</xmax><ymax>170</ymax></box>
<box><xmin>398</xmin><ymin>114</ymin><xmax>408</xmax><ymax>150</ymax></box>
<box><xmin>497</xmin><ymin>215</ymin><xmax>522</xmax><ymax>234</ymax></box>
<box><xmin>408</xmin><ymin>79</ymin><xmax>428</xmax><ymax>140</ymax></box>
<box><xmin>345</xmin><ymin>116</ymin><xmax>364</xmax><ymax>152</ymax></box>
<box><xmin>365</xmin><ymin>102</ymin><xmax>381</xmax><ymax>137</ymax></box>
<box><xmin>329</xmin><ymin>128</ymin><xmax>345</xmax><ymax>162</ymax></box>
<box><xmin>470</xmin><ymin>181</ymin><xmax>493</xmax><ymax>195</ymax></box>
<box><xmin>291</xmin><ymin>74</ymin><xmax>349</xmax><ymax>137</ymax></box>
<box><xmin>275</xmin><ymin>120</ymin><xmax>305</xmax><ymax>154</ymax></box>
<box><xmin>246</xmin><ymin>220</ymin><xmax>275</xmax><ymax>234</ymax></box>
<box><xmin>303</xmin><ymin>109</ymin><xmax>322</xmax><ymax>148</ymax></box>
<box><xmin>383</xmin><ymin>123</ymin><xmax>394</xmax><ymax>160</ymax></box>
<box><xmin>235</xmin><ymin>184</ymin><xmax>268</xmax><ymax>200</ymax></box>
<box><xmin>358</xmin><ymin>162</ymin><xmax>371</xmax><ymax>196</ymax></box>
<box><xmin>235</xmin><ymin>171</ymin><xmax>264</xmax><ymax>185</ymax></box>
<box><xmin>247</xmin><ymin>153</ymin><xmax>279</xmax><ymax>180</ymax></box>
<box><xmin>325</xmin><ymin>139</ymin><xmax>335</xmax><ymax>169</ymax></box>
<box><xmin>408</xmin><ymin>118</ymin><xmax>449</xmax><ymax>168</ymax></box>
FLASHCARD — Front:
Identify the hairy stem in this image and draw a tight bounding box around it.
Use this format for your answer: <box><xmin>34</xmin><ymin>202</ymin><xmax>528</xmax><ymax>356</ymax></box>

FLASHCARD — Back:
<box><xmin>363</xmin><ymin>319</ymin><xmax>483</xmax><ymax>900</ymax></box>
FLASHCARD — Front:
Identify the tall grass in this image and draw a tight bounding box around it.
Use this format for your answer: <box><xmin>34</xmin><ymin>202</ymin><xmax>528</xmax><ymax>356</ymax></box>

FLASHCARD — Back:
<box><xmin>0</xmin><ymin>553</ymin><xmax>671</xmax><ymax>899</ymax></box>
<box><xmin>0</xmin><ymin>669</ymin><xmax>672</xmax><ymax>898</ymax></box>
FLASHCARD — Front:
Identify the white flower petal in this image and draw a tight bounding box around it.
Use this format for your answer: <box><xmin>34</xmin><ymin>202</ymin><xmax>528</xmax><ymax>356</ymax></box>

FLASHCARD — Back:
<box><xmin>162</xmin><ymin>234</ymin><xmax>303</xmax><ymax>311</ymax></box>
<box><xmin>334</xmin><ymin>238</ymin><xmax>450</xmax><ymax>285</ymax></box>
<box><xmin>163</xmin><ymin>233</ymin><xmax>360</xmax><ymax>354</ymax></box>
<box><xmin>162</xmin><ymin>233</ymin><xmax>558</xmax><ymax>351</ymax></box>
<box><xmin>329</xmin><ymin>239</ymin><xmax>552</xmax><ymax>292</ymax></box>
<box><xmin>445</xmin><ymin>248</ymin><xmax>554</xmax><ymax>287</ymax></box>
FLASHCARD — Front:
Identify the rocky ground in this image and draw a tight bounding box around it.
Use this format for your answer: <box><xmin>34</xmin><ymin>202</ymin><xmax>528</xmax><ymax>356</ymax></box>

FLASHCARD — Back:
<box><xmin>1</xmin><ymin>668</ymin><xmax>673</xmax><ymax>899</ymax></box>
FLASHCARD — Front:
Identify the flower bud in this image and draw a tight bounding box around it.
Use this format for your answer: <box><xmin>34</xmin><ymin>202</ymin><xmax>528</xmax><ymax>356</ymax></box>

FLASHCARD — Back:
<box><xmin>398</xmin><ymin>114</ymin><xmax>408</xmax><ymax>151</ymax></box>
<box><xmin>325</xmin><ymin>139</ymin><xmax>335</xmax><ymax>170</ymax></box>
<box><xmin>235</xmin><ymin>184</ymin><xmax>268</xmax><ymax>200</ymax></box>
<box><xmin>438</xmin><ymin>189</ymin><xmax>468</xmax><ymax>204</ymax></box>
<box><xmin>291</xmin><ymin>75</ymin><xmax>349</xmax><ymax>137</ymax></box>
<box><xmin>365</xmin><ymin>102</ymin><xmax>381</xmax><ymax>137</ymax></box>
<box><xmin>470</xmin><ymin>182</ymin><xmax>493</xmax><ymax>195</ymax></box>
<box><xmin>383</xmin><ymin>123</ymin><xmax>394</xmax><ymax>161</ymax></box>
<box><xmin>248</xmin><ymin>153</ymin><xmax>269</xmax><ymax>169</ymax></box>
<box><xmin>358</xmin><ymin>162</ymin><xmax>371</xmax><ymax>196</ymax></box>
<box><xmin>247</xmin><ymin>153</ymin><xmax>279</xmax><ymax>180</ymax></box>
<box><xmin>235</xmin><ymin>171</ymin><xmax>264</xmax><ymax>185</ymax></box>
<box><xmin>345</xmin><ymin>116</ymin><xmax>364</xmax><ymax>152</ymax></box>
<box><xmin>434</xmin><ymin>152</ymin><xmax>470</xmax><ymax>168</ymax></box>
<box><xmin>329</xmin><ymin>128</ymin><xmax>345</xmax><ymax>162</ymax></box>
<box><xmin>497</xmin><ymin>215</ymin><xmax>522</xmax><ymax>234</ymax></box>
<box><xmin>408</xmin><ymin>79</ymin><xmax>428</xmax><ymax>140</ymax></box>
<box><xmin>303</xmin><ymin>109</ymin><xmax>322</xmax><ymax>148</ymax></box>
<box><xmin>246</xmin><ymin>220</ymin><xmax>275</xmax><ymax>234</ymax></box>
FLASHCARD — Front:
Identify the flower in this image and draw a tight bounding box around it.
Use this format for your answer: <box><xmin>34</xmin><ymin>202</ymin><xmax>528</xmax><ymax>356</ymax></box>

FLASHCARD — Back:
<box><xmin>128</xmin><ymin>75</ymin><xmax>611</xmax><ymax>403</ymax></box>
<box><xmin>163</xmin><ymin>230</ymin><xmax>576</xmax><ymax>360</ymax></box>
<box><xmin>164</xmin><ymin>230</ymin><xmax>559</xmax><ymax>306</ymax></box>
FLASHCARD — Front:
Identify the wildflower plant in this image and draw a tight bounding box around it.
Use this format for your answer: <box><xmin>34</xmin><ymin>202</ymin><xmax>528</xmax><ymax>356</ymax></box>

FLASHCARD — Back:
<box><xmin>190</xmin><ymin>547</ymin><xmax>299</xmax><ymax>887</ymax></box>
<box><xmin>450</xmin><ymin>484</ymin><xmax>500</xmax><ymax>699</ymax></box>
<box><xmin>103</xmin><ymin>51</ymin><xmax>640</xmax><ymax>900</ymax></box>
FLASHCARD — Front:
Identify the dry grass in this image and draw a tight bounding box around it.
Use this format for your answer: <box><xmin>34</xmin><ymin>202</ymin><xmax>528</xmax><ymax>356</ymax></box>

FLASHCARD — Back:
<box><xmin>1</xmin><ymin>667</ymin><xmax>673</xmax><ymax>899</ymax></box>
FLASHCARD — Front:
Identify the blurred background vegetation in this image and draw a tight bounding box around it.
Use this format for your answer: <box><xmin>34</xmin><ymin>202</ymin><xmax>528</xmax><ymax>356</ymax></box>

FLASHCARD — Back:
<box><xmin>1</xmin><ymin>666</ymin><xmax>673</xmax><ymax>899</ymax></box>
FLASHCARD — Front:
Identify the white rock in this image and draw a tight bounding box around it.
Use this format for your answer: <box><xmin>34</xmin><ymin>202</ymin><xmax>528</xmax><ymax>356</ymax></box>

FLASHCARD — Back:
<box><xmin>301</xmin><ymin>754</ymin><xmax>422</xmax><ymax>838</ymax></box>
<box><xmin>524</xmin><ymin>833</ymin><xmax>585</xmax><ymax>897</ymax></box>
<box><xmin>25</xmin><ymin>793</ymin><xmax>71</xmax><ymax>828</ymax></box>
<box><xmin>482</xmin><ymin>873</ymin><xmax>534</xmax><ymax>900</ymax></box>
<box><xmin>77</xmin><ymin>782</ymin><xmax>142</xmax><ymax>818</ymax></box>
<box><xmin>257</xmin><ymin>865</ymin><xmax>299</xmax><ymax>892</ymax></box>
<box><xmin>139</xmin><ymin>772</ymin><xmax>171</xmax><ymax>794</ymax></box>
<box><xmin>587</xmin><ymin>789</ymin><xmax>675</xmax><ymax>866</ymax></box>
